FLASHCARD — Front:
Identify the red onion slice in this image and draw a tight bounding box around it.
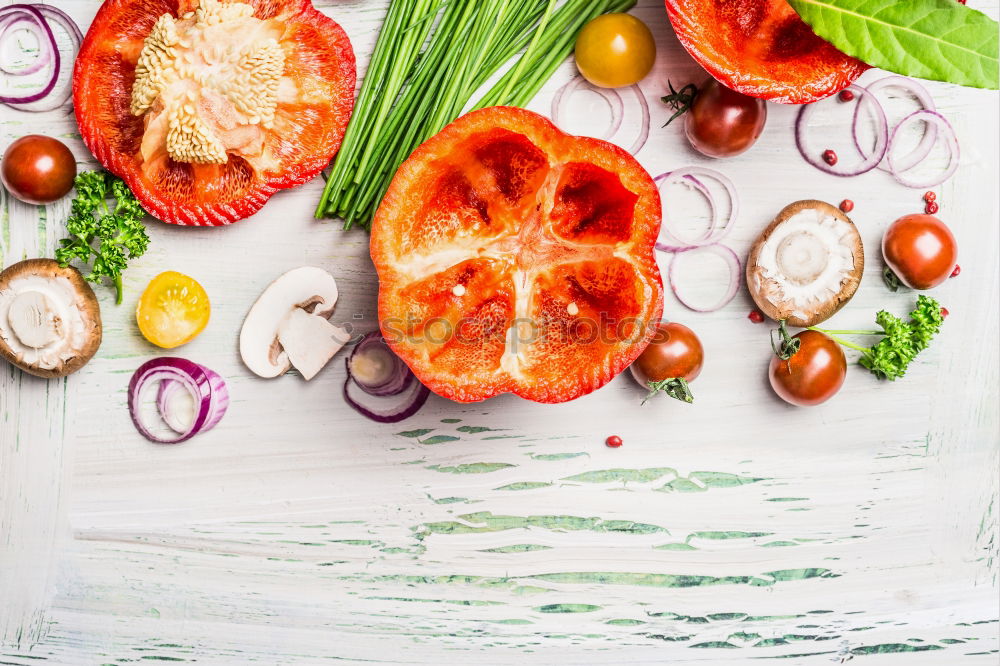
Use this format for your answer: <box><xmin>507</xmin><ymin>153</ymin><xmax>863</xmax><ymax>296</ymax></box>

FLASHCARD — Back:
<box><xmin>886</xmin><ymin>110</ymin><xmax>960</xmax><ymax>189</ymax></box>
<box><xmin>655</xmin><ymin>174</ymin><xmax>715</xmax><ymax>251</ymax></box>
<box><xmin>343</xmin><ymin>331</ymin><xmax>430</xmax><ymax>422</ymax></box>
<box><xmin>552</xmin><ymin>76</ymin><xmax>623</xmax><ymax>141</ymax></box>
<box><xmin>654</xmin><ymin>167</ymin><xmax>738</xmax><ymax>250</ymax></box>
<box><xmin>155</xmin><ymin>379</ymin><xmax>194</xmax><ymax>434</ymax></box>
<box><xmin>0</xmin><ymin>4</ymin><xmax>59</xmax><ymax>106</ymax></box>
<box><xmin>627</xmin><ymin>83</ymin><xmax>650</xmax><ymax>156</ymax></box>
<box><xmin>853</xmin><ymin>75</ymin><xmax>937</xmax><ymax>173</ymax></box>
<box><xmin>32</xmin><ymin>5</ymin><xmax>83</xmax><ymax>47</ymax></box>
<box><xmin>668</xmin><ymin>244</ymin><xmax>742</xmax><ymax>313</ymax></box>
<box><xmin>344</xmin><ymin>370</ymin><xmax>430</xmax><ymax>423</ymax></box>
<box><xmin>347</xmin><ymin>331</ymin><xmax>414</xmax><ymax>397</ymax></box>
<box><xmin>1</xmin><ymin>4</ymin><xmax>81</xmax><ymax>112</ymax></box>
<box><xmin>129</xmin><ymin>358</ymin><xmax>229</xmax><ymax>444</ymax></box>
<box><xmin>0</xmin><ymin>16</ymin><xmax>49</xmax><ymax>76</ymax></box>
<box><xmin>551</xmin><ymin>76</ymin><xmax>650</xmax><ymax>155</ymax></box>
<box><xmin>796</xmin><ymin>84</ymin><xmax>889</xmax><ymax>177</ymax></box>
<box><xmin>156</xmin><ymin>365</ymin><xmax>230</xmax><ymax>435</ymax></box>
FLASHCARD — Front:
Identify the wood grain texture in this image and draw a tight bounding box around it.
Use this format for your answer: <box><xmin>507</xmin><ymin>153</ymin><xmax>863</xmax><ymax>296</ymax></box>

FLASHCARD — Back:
<box><xmin>1</xmin><ymin>0</ymin><xmax>998</xmax><ymax>663</ymax></box>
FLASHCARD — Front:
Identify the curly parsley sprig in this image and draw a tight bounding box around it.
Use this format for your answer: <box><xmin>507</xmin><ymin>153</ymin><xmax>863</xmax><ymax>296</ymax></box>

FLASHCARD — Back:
<box><xmin>802</xmin><ymin>295</ymin><xmax>946</xmax><ymax>380</ymax></box>
<box><xmin>54</xmin><ymin>171</ymin><xmax>149</xmax><ymax>305</ymax></box>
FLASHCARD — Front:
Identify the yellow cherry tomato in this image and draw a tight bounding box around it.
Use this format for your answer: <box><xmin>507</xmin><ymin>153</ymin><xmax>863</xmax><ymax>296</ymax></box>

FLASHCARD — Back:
<box><xmin>574</xmin><ymin>13</ymin><xmax>656</xmax><ymax>88</ymax></box>
<box><xmin>137</xmin><ymin>271</ymin><xmax>210</xmax><ymax>349</ymax></box>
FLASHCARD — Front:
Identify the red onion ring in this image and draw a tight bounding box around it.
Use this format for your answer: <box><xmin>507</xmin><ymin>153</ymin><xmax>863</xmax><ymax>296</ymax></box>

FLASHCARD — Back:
<box><xmin>1</xmin><ymin>4</ymin><xmax>81</xmax><ymax>112</ymax></box>
<box><xmin>796</xmin><ymin>84</ymin><xmax>889</xmax><ymax>177</ymax></box>
<box><xmin>853</xmin><ymin>76</ymin><xmax>937</xmax><ymax>173</ymax></box>
<box><xmin>156</xmin><ymin>365</ymin><xmax>229</xmax><ymax>435</ymax></box>
<box><xmin>0</xmin><ymin>4</ymin><xmax>58</xmax><ymax>105</ymax></box>
<box><xmin>32</xmin><ymin>5</ymin><xmax>83</xmax><ymax>47</ymax></box>
<box><xmin>551</xmin><ymin>76</ymin><xmax>650</xmax><ymax>155</ymax></box>
<box><xmin>347</xmin><ymin>331</ymin><xmax>414</xmax><ymax>397</ymax></box>
<box><xmin>655</xmin><ymin>173</ymin><xmax>716</xmax><ymax>250</ymax></box>
<box><xmin>886</xmin><ymin>110</ymin><xmax>960</xmax><ymax>189</ymax></box>
<box><xmin>552</xmin><ymin>76</ymin><xmax>623</xmax><ymax>141</ymax></box>
<box><xmin>343</xmin><ymin>331</ymin><xmax>430</xmax><ymax>422</ymax></box>
<box><xmin>128</xmin><ymin>358</ymin><xmax>229</xmax><ymax>444</ymax></box>
<box><xmin>344</xmin><ymin>361</ymin><xmax>430</xmax><ymax>423</ymax></box>
<box><xmin>654</xmin><ymin>167</ymin><xmax>738</xmax><ymax>250</ymax></box>
<box><xmin>627</xmin><ymin>83</ymin><xmax>650</xmax><ymax>156</ymax></box>
<box><xmin>667</xmin><ymin>244</ymin><xmax>742</xmax><ymax>313</ymax></box>
<box><xmin>0</xmin><ymin>16</ymin><xmax>49</xmax><ymax>76</ymax></box>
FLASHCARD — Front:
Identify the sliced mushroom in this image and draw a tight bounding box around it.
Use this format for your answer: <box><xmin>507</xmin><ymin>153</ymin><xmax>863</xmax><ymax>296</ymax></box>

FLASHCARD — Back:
<box><xmin>239</xmin><ymin>266</ymin><xmax>348</xmax><ymax>380</ymax></box>
<box><xmin>277</xmin><ymin>308</ymin><xmax>351</xmax><ymax>381</ymax></box>
<box><xmin>747</xmin><ymin>200</ymin><xmax>864</xmax><ymax>327</ymax></box>
<box><xmin>0</xmin><ymin>258</ymin><xmax>102</xmax><ymax>378</ymax></box>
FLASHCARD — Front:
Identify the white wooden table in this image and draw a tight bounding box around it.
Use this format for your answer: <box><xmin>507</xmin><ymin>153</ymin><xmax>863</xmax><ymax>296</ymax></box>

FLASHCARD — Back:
<box><xmin>2</xmin><ymin>1</ymin><xmax>998</xmax><ymax>663</ymax></box>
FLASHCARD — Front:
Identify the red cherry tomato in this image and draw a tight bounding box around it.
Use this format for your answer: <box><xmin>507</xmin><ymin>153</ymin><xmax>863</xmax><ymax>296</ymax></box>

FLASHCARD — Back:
<box><xmin>882</xmin><ymin>214</ymin><xmax>957</xmax><ymax>290</ymax></box>
<box><xmin>1</xmin><ymin>135</ymin><xmax>77</xmax><ymax>205</ymax></box>
<box><xmin>630</xmin><ymin>322</ymin><xmax>704</xmax><ymax>387</ymax></box>
<box><xmin>768</xmin><ymin>330</ymin><xmax>846</xmax><ymax>407</ymax></box>
<box><xmin>685</xmin><ymin>79</ymin><xmax>767</xmax><ymax>158</ymax></box>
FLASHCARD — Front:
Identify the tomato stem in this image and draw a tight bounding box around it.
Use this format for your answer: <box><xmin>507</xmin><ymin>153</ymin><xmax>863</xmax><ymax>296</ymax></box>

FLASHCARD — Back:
<box><xmin>644</xmin><ymin>378</ymin><xmax>693</xmax><ymax>404</ymax></box>
<box><xmin>660</xmin><ymin>81</ymin><xmax>698</xmax><ymax>127</ymax></box>
<box><xmin>770</xmin><ymin>320</ymin><xmax>800</xmax><ymax>360</ymax></box>
<box><xmin>882</xmin><ymin>266</ymin><xmax>902</xmax><ymax>292</ymax></box>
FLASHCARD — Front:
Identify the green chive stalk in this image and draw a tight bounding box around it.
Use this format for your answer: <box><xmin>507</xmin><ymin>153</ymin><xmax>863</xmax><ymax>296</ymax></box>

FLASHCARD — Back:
<box><xmin>316</xmin><ymin>0</ymin><xmax>636</xmax><ymax>230</ymax></box>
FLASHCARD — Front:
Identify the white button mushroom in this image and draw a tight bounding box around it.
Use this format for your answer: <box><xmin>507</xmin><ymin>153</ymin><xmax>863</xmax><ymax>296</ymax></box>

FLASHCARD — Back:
<box><xmin>277</xmin><ymin>308</ymin><xmax>352</xmax><ymax>381</ymax></box>
<box><xmin>239</xmin><ymin>266</ymin><xmax>350</xmax><ymax>380</ymax></box>
<box><xmin>0</xmin><ymin>259</ymin><xmax>102</xmax><ymax>378</ymax></box>
<box><xmin>746</xmin><ymin>200</ymin><xmax>864</xmax><ymax>327</ymax></box>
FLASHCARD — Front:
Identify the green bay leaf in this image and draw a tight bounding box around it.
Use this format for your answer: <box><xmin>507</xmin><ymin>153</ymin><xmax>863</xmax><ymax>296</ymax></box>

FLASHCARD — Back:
<box><xmin>787</xmin><ymin>0</ymin><xmax>998</xmax><ymax>89</ymax></box>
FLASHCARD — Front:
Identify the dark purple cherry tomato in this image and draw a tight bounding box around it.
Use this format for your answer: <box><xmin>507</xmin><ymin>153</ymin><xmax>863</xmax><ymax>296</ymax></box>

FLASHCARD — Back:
<box><xmin>630</xmin><ymin>322</ymin><xmax>704</xmax><ymax>387</ymax></box>
<box><xmin>685</xmin><ymin>79</ymin><xmax>767</xmax><ymax>158</ymax></box>
<box><xmin>1</xmin><ymin>135</ymin><xmax>77</xmax><ymax>205</ymax></box>
<box><xmin>768</xmin><ymin>330</ymin><xmax>846</xmax><ymax>407</ymax></box>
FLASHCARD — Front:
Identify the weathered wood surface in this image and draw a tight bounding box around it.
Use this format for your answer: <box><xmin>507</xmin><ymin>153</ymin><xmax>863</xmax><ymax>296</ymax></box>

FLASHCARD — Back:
<box><xmin>1</xmin><ymin>0</ymin><xmax>998</xmax><ymax>663</ymax></box>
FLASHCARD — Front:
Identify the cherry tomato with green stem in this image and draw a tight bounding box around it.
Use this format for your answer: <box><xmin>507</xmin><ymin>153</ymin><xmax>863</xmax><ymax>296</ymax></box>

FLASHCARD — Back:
<box><xmin>630</xmin><ymin>321</ymin><xmax>703</xmax><ymax>403</ymax></box>
<box><xmin>664</xmin><ymin>79</ymin><xmax>767</xmax><ymax>158</ymax></box>
<box><xmin>768</xmin><ymin>329</ymin><xmax>846</xmax><ymax>407</ymax></box>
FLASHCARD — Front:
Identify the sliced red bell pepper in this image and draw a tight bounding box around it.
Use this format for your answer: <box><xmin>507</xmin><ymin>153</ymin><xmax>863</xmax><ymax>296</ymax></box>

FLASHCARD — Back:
<box><xmin>74</xmin><ymin>0</ymin><xmax>355</xmax><ymax>225</ymax></box>
<box><xmin>371</xmin><ymin>107</ymin><xmax>664</xmax><ymax>404</ymax></box>
<box><xmin>665</xmin><ymin>0</ymin><xmax>868</xmax><ymax>104</ymax></box>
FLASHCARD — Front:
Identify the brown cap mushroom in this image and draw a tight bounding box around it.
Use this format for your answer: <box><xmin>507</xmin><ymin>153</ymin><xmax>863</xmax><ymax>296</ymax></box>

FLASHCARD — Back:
<box><xmin>747</xmin><ymin>200</ymin><xmax>864</xmax><ymax>328</ymax></box>
<box><xmin>0</xmin><ymin>258</ymin><xmax>102</xmax><ymax>378</ymax></box>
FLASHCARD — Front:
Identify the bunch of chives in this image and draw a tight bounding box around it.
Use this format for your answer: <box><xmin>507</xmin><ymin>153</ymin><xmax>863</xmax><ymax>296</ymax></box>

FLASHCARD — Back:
<box><xmin>316</xmin><ymin>0</ymin><xmax>636</xmax><ymax>230</ymax></box>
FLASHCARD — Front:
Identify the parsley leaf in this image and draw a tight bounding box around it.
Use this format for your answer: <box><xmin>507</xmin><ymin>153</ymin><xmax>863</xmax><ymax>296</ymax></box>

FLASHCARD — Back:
<box><xmin>55</xmin><ymin>171</ymin><xmax>150</xmax><ymax>305</ymax></box>
<box><xmin>860</xmin><ymin>295</ymin><xmax>944</xmax><ymax>380</ymax></box>
<box><xmin>804</xmin><ymin>295</ymin><xmax>946</xmax><ymax>381</ymax></box>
